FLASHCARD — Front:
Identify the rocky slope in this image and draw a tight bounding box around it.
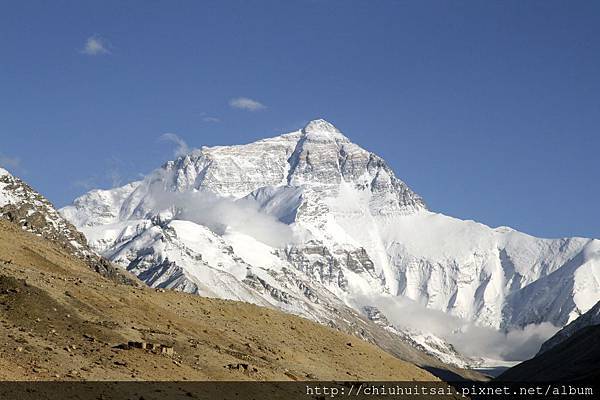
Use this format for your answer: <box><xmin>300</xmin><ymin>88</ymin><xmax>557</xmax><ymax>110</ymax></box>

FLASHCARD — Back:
<box><xmin>60</xmin><ymin>119</ymin><xmax>600</xmax><ymax>365</ymax></box>
<box><xmin>0</xmin><ymin>168</ymin><xmax>135</xmax><ymax>285</ymax></box>
<box><xmin>0</xmin><ymin>218</ymin><xmax>438</xmax><ymax>381</ymax></box>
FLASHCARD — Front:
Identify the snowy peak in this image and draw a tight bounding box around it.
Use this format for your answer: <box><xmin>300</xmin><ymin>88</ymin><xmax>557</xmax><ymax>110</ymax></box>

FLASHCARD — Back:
<box><xmin>99</xmin><ymin>120</ymin><xmax>426</xmax><ymax>218</ymax></box>
<box><xmin>301</xmin><ymin>119</ymin><xmax>349</xmax><ymax>143</ymax></box>
<box><xmin>303</xmin><ymin>118</ymin><xmax>340</xmax><ymax>134</ymax></box>
<box><xmin>0</xmin><ymin>167</ymin><xmax>11</xmax><ymax>177</ymax></box>
<box><xmin>284</xmin><ymin>121</ymin><xmax>425</xmax><ymax>213</ymax></box>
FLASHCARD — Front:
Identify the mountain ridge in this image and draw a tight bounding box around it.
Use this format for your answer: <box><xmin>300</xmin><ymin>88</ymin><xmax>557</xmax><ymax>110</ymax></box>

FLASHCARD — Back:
<box><xmin>0</xmin><ymin>167</ymin><xmax>137</xmax><ymax>285</ymax></box>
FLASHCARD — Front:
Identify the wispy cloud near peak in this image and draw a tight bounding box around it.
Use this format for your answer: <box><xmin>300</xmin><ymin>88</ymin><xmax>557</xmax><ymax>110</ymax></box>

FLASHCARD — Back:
<box><xmin>229</xmin><ymin>97</ymin><xmax>266</xmax><ymax>111</ymax></box>
<box><xmin>0</xmin><ymin>154</ymin><xmax>21</xmax><ymax>171</ymax></box>
<box><xmin>81</xmin><ymin>36</ymin><xmax>110</xmax><ymax>55</ymax></box>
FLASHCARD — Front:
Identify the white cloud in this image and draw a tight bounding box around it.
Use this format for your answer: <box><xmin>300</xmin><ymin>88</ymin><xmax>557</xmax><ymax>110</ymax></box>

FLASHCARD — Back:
<box><xmin>0</xmin><ymin>154</ymin><xmax>21</xmax><ymax>170</ymax></box>
<box><xmin>202</xmin><ymin>116</ymin><xmax>220</xmax><ymax>123</ymax></box>
<box><xmin>106</xmin><ymin>157</ymin><xmax>123</xmax><ymax>188</ymax></box>
<box><xmin>72</xmin><ymin>157</ymin><xmax>129</xmax><ymax>190</ymax></box>
<box><xmin>147</xmin><ymin>187</ymin><xmax>296</xmax><ymax>248</ymax></box>
<box><xmin>81</xmin><ymin>36</ymin><xmax>110</xmax><ymax>55</ymax></box>
<box><xmin>72</xmin><ymin>177</ymin><xmax>97</xmax><ymax>191</ymax></box>
<box><xmin>229</xmin><ymin>97</ymin><xmax>266</xmax><ymax>111</ymax></box>
<box><xmin>159</xmin><ymin>133</ymin><xmax>190</xmax><ymax>157</ymax></box>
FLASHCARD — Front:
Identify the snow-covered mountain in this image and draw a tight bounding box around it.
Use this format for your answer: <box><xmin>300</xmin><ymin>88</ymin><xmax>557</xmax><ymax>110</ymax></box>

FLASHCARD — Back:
<box><xmin>0</xmin><ymin>167</ymin><xmax>474</xmax><ymax>377</ymax></box>
<box><xmin>60</xmin><ymin>119</ymin><xmax>600</xmax><ymax>363</ymax></box>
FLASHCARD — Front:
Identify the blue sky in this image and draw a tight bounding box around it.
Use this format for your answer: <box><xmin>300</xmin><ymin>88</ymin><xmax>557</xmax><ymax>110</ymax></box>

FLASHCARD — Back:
<box><xmin>1</xmin><ymin>1</ymin><xmax>598</xmax><ymax>238</ymax></box>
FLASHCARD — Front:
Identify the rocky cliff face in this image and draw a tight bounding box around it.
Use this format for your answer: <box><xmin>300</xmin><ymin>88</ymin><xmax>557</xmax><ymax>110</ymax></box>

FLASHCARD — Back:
<box><xmin>0</xmin><ymin>168</ymin><xmax>136</xmax><ymax>285</ymax></box>
<box><xmin>60</xmin><ymin>119</ymin><xmax>600</xmax><ymax>364</ymax></box>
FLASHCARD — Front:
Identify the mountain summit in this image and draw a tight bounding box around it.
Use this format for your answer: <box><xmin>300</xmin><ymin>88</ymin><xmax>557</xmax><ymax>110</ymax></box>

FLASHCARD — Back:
<box><xmin>301</xmin><ymin>118</ymin><xmax>348</xmax><ymax>141</ymax></box>
<box><xmin>60</xmin><ymin>121</ymin><xmax>600</xmax><ymax>365</ymax></box>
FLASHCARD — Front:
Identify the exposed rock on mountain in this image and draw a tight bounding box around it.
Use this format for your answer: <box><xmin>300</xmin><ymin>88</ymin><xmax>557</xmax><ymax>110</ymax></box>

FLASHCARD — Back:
<box><xmin>0</xmin><ymin>167</ymin><xmax>136</xmax><ymax>285</ymax></box>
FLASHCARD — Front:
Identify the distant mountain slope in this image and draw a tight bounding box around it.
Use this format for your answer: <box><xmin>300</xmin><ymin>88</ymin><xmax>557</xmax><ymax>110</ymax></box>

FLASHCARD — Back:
<box><xmin>0</xmin><ymin>219</ymin><xmax>436</xmax><ymax>381</ymax></box>
<box><xmin>497</xmin><ymin>295</ymin><xmax>600</xmax><ymax>381</ymax></box>
<box><xmin>497</xmin><ymin>323</ymin><xmax>600</xmax><ymax>381</ymax></box>
<box><xmin>498</xmin><ymin>269</ymin><xmax>600</xmax><ymax>381</ymax></box>
<box><xmin>538</xmin><ymin>300</ymin><xmax>600</xmax><ymax>355</ymax></box>
<box><xmin>61</xmin><ymin>119</ymin><xmax>600</xmax><ymax>364</ymax></box>
<box><xmin>0</xmin><ymin>167</ymin><xmax>136</xmax><ymax>285</ymax></box>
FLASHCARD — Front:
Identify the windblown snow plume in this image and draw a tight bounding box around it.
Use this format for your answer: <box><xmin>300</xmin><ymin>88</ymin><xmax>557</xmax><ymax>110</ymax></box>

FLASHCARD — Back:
<box><xmin>160</xmin><ymin>133</ymin><xmax>191</xmax><ymax>157</ymax></box>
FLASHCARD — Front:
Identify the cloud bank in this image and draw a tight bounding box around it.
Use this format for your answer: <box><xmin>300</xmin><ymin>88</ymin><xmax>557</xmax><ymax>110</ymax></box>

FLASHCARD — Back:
<box><xmin>351</xmin><ymin>294</ymin><xmax>560</xmax><ymax>362</ymax></box>
<box><xmin>0</xmin><ymin>154</ymin><xmax>21</xmax><ymax>170</ymax></box>
<box><xmin>146</xmin><ymin>185</ymin><xmax>297</xmax><ymax>248</ymax></box>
